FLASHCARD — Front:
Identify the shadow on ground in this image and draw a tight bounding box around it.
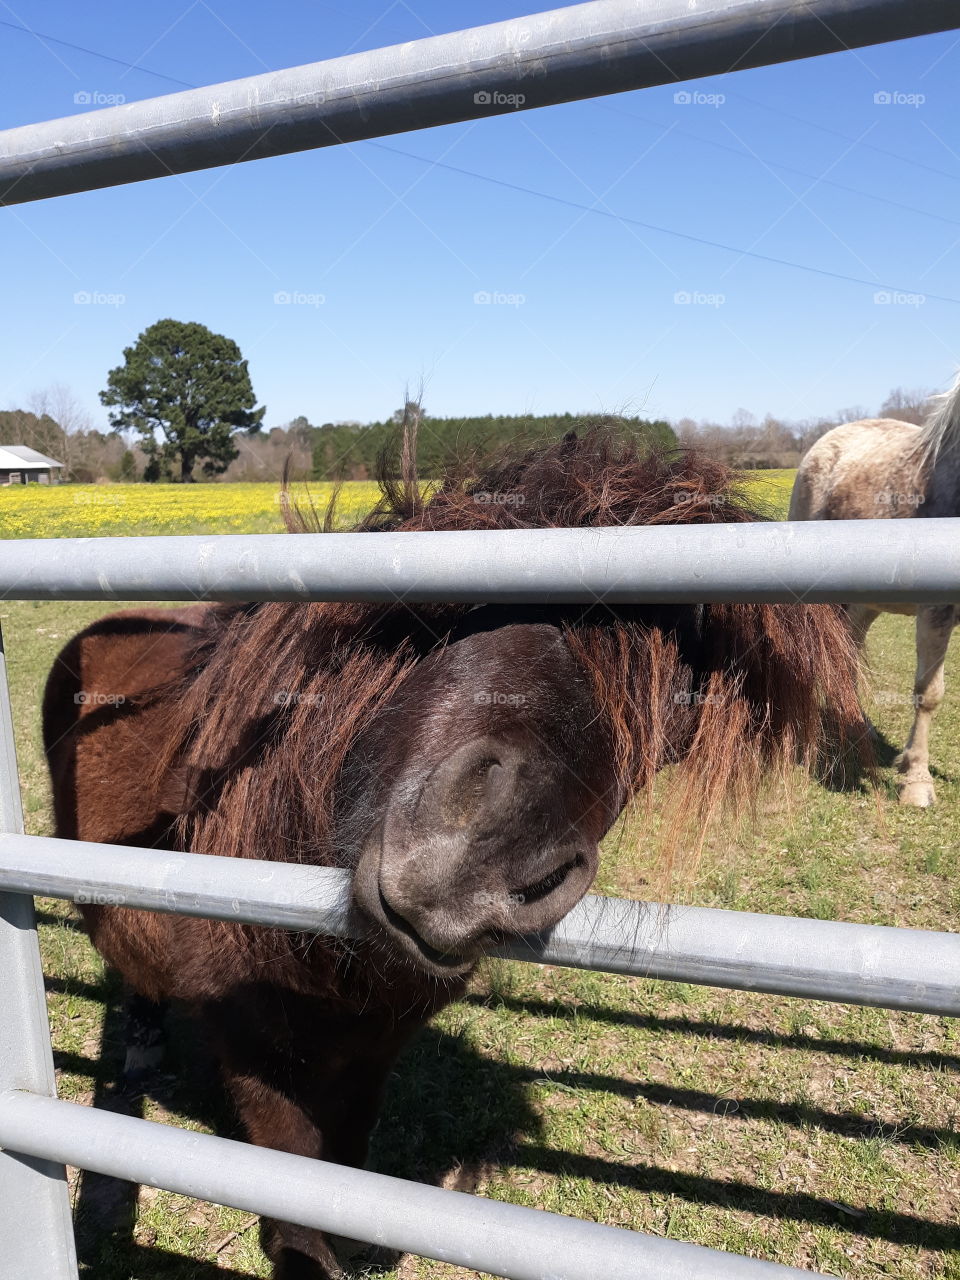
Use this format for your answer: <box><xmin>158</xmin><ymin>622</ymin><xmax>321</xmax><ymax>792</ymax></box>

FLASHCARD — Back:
<box><xmin>62</xmin><ymin>975</ymin><xmax>959</xmax><ymax>1276</ymax></box>
<box><xmin>66</xmin><ymin>977</ymin><xmax>540</xmax><ymax>1278</ymax></box>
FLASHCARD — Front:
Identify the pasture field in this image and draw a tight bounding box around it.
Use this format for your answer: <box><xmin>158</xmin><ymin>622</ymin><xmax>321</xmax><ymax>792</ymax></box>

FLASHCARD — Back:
<box><xmin>0</xmin><ymin>480</ymin><xmax>381</xmax><ymax>539</ymax></box>
<box><xmin>741</xmin><ymin>467</ymin><xmax>797</xmax><ymax>513</ymax></box>
<box><xmin>1</xmin><ymin>472</ymin><xmax>957</xmax><ymax>1279</ymax></box>
<box><xmin>0</xmin><ymin>468</ymin><xmax>797</xmax><ymax>540</ymax></box>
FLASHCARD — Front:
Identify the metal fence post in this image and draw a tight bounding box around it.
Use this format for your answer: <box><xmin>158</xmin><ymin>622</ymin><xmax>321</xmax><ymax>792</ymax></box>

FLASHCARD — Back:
<box><xmin>0</xmin><ymin>621</ymin><xmax>78</xmax><ymax>1278</ymax></box>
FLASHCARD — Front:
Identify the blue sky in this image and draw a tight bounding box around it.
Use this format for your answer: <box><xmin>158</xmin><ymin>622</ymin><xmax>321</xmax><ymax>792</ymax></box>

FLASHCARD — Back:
<box><xmin>1</xmin><ymin>1</ymin><xmax>958</xmax><ymax>430</ymax></box>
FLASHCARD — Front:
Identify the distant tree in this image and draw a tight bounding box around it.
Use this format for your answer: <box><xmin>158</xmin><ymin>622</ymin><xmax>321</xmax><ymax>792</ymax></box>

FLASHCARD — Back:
<box><xmin>879</xmin><ymin>386</ymin><xmax>933</xmax><ymax>426</ymax></box>
<box><xmin>391</xmin><ymin>399</ymin><xmax>424</xmax><ymax>425</ymax></box>
<box><xmin>674</xmin><ymin>417</ymin><xmax>698</xmax><ymax>445</ymax></box>
<box><xmin>795</xmin><ymin>417</ymin><xmax>837</xmax><ymax>455</ymax></box>
<box><xmin>100</xmin><ymin>319</ymin><xmax>264</xmax><ymax>482</ymax></box>
<box><xmin>0</xmin><ymin>408</ymin><xmax>62</xmax><ymax>459</ymax></box>
<box><xmin>287</xmin><ymin>415</ymin><xmax>316</xmax><ymax>448</ymax></box>
<box><xmin>27</xmin><ymin>384</ymin><xmax>94</xmax><ymax>480</ymax></box>
<box><xmin>832</xmin><ymin>405</ymin><xmax>870</xmax><ymax>426</ymax></box>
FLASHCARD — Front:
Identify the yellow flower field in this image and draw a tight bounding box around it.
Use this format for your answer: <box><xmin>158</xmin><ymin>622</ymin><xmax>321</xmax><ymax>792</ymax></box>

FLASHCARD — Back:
<box><xmin>0</xmin><ymin>471</ymin><xmax>797</xmax><ymax>540</ymax></box>
<box><xmin>0</xmin><ymin>481</ymin><xmax>382</xmax><ymax>539</ymax></box>
<box><xmin>739</xmin><ymin>467</ymin><xmax>796</xmax><ymax>515</ymax></box>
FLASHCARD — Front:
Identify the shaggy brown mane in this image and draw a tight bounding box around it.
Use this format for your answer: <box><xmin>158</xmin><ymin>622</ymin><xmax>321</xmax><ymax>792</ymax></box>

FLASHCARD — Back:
<box><xmin>154</xmin><ymin>423</ymin><xmax>867</xmax><ymax>877</ymax></box>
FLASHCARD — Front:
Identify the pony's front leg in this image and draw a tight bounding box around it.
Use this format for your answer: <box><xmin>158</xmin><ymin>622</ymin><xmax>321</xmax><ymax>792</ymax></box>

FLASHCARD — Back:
<box><xmin>896</xmin><ymin>605</ymin><xmax>955</xmax><ymax>806</ymax></box>
<box><xmin>222</xmin><ymin>1056</ymin><xmax>395</xmax><ymax>1280</ymax></box>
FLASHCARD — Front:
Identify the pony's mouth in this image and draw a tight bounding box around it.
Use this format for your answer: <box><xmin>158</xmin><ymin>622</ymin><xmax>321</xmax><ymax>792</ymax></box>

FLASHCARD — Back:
<box><xmin>376</xmin><ymin>883</ymin><xmax>479</xmax><ymax>975</ymax></box>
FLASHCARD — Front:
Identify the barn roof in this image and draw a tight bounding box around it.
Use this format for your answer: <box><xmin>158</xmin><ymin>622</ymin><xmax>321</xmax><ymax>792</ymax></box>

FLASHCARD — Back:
<box><xmin>0</xmin><ymin>445</ymin><xmax>63</xmax><ymax>468</ymax></box>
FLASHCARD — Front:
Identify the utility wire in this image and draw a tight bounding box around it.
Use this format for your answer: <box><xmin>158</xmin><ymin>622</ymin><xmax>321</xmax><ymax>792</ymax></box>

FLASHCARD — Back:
<box><xmin>599</xmin><ymin>101</ymin><xmax>960</xmax><ymax>229</ymax></box>
<box><xmin>0</xmin><ymin>18</ymin><xmax>194</xmax><ymax>89</ymax></box>
<box><xmin>728</xmin><ymin>88</ymin><xmax>960</xmax><ymax>187</ymax></box>
<box><xmin>365</xmin><ymin>141</ymin><xmax>960</xmax><ymax>305</ymax></box>
<box><xmin>4</xmin><ymin>15</ymin><xmax>958</xmax><ymax>302</ymax></box>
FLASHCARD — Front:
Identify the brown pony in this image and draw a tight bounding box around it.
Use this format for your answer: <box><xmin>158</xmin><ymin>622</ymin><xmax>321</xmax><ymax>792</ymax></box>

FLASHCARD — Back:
<box><xmin>43</xmin><ymin>427</ymin><xmax>865</xmax><ymax>1278</ymax></box>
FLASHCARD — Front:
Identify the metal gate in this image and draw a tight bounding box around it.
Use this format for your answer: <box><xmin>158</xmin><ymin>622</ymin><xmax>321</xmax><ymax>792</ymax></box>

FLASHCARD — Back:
<box><xmin>1</xmin><ymin>3</ymin><xmax>958</xmax><ymax>1277</ymax></box>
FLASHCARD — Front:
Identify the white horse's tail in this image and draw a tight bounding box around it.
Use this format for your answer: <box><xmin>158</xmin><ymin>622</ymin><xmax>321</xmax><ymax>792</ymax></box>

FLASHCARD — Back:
<box><xmin>916</xmin><ymin>368</ymin><xmax>960</xmax><ymax>467</ymax></box>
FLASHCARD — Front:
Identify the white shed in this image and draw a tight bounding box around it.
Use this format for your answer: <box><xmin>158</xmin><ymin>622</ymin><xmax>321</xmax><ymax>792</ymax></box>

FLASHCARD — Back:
<box><xmin>0</xmin><ymin>446</ymin><xmax>64</xmax><ymax>485</ymax></box>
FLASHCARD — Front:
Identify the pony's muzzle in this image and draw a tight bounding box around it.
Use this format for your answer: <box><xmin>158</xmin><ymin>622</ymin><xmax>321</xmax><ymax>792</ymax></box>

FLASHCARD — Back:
<box><xmin>361</xmin><ymin>735</ymin><xmax>600</xmax><ymax>973</ymax></box>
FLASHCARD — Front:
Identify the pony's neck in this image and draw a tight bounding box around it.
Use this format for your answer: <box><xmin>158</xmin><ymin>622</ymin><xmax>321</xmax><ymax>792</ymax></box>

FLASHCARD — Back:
<box><xmin>918</xmin><ymin>369</ymin><xmax>960</xmax><ymax>466</ymax></box>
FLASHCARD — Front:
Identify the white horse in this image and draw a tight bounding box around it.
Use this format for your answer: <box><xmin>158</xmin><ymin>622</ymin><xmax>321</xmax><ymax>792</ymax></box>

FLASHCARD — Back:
<box><xmin>789</xmin><ymin>371</ymin><xmax>960</xmax><ymax>806</ymax></box>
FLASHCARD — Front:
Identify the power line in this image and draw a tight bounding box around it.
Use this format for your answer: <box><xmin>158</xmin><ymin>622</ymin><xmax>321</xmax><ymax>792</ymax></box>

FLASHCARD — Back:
<box><xmin>5</xmin><ymin>14</ymin><xmax>958</xmax><ymax>302</ymax></box>
<box><xmin>598</xmin><ymin>101</ymin><xmax>960</xmax><ymax>230</ymax></box>
<box><xmin>0</xmin><ymin>18</ymin><xmax>194</xmax><ymax>89</ymax></box>
<box><xmin>728</xmin><ymin>88</ymin><xmax>960</xmax><ymax>187</ymax></box>
<box><xmin>365</xmin><ymin>141</ymin><xmax>960</xmax><ymax>305</ymax></box>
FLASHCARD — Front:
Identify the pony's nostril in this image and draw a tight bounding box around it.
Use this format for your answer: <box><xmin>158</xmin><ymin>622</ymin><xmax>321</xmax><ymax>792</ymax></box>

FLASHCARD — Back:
<box><xmin>441</xmin><ymin>752</ymin><xmax>509</xmax><ymax>828</ymax></box>
<box><xmin>518</xmin><ymin>852</ymin><xmax>584</xmax><ymax>905</ymax></box>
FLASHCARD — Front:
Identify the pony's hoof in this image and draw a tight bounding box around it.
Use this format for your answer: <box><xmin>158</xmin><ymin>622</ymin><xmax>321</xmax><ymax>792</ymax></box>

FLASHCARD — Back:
<box><xmin>897</xmin><ymin>779</ymin><xmax>936</xmax><ymax>807</ymax></box>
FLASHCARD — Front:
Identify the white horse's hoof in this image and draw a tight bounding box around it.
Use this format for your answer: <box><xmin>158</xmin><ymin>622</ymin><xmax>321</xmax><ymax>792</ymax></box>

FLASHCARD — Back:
<box><xmin>897</xmin><ymin>780</ymin><xmax>936</xmax><ymax>807</ymax></box>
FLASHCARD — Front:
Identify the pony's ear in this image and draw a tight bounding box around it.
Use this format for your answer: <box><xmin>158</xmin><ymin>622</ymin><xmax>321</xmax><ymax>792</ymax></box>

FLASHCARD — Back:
<box><xmin>560</xmin><ymin>430</ymin><xmax>578</xmax><ymax>450</ymax></box>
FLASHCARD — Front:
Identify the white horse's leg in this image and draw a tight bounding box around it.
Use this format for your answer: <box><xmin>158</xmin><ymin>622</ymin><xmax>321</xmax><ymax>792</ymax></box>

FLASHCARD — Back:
<box><xmin>896</xmin><ymin>605</ymin><xmax>955</xmax><ymax>807</ymax></box>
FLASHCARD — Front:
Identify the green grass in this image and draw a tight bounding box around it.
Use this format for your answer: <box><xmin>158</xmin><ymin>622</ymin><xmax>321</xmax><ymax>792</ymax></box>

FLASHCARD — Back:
<box><xmin>1</xmin><ymin>482</ymin><xmax>958</xmax><ymax>1278</ymax></box>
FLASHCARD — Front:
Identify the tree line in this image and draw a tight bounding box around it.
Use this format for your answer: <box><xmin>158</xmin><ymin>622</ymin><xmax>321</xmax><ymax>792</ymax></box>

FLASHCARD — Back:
<box><xmin>0</xmin><ymin>317</ymin><xmax>938</xmax><ymax>483</ymax></box>
<box><xmin>674</xmin><ymin>387</ymin><xmax>933</xmax><ymax>469</ymax></box>
<box><xmin>305</xmin><ymin>403</ymin><xmax>677</xmax><ymax>481</ymax></box>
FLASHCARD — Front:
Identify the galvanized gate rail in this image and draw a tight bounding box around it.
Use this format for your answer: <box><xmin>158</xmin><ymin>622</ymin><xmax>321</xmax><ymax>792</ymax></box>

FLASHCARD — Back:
<box><xmin>0</xmin><ymin>0</ymin><xmax>957</xmax><ymax>206</ymax></box>
<box><xmin>1</xmin><ymin>832</ymin><xmax>959</xmax><ymax>1016</ymax></box>
<box><xmin>1</xmin><ymin>521</ymin><xmax>959</xmax><ymax>1280</ymax></box>
<box><xmin>1</xmin><ymin>1</ymin><xmax>959</xmax><ymax>1277</ymax></box>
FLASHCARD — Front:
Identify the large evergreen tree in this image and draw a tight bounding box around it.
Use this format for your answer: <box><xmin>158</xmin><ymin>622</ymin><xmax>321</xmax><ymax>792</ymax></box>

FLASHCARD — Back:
<box><xmin>100</xmin><ymin>319</ymin><xmax>264</xmax><ymax>482</ymax></box>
